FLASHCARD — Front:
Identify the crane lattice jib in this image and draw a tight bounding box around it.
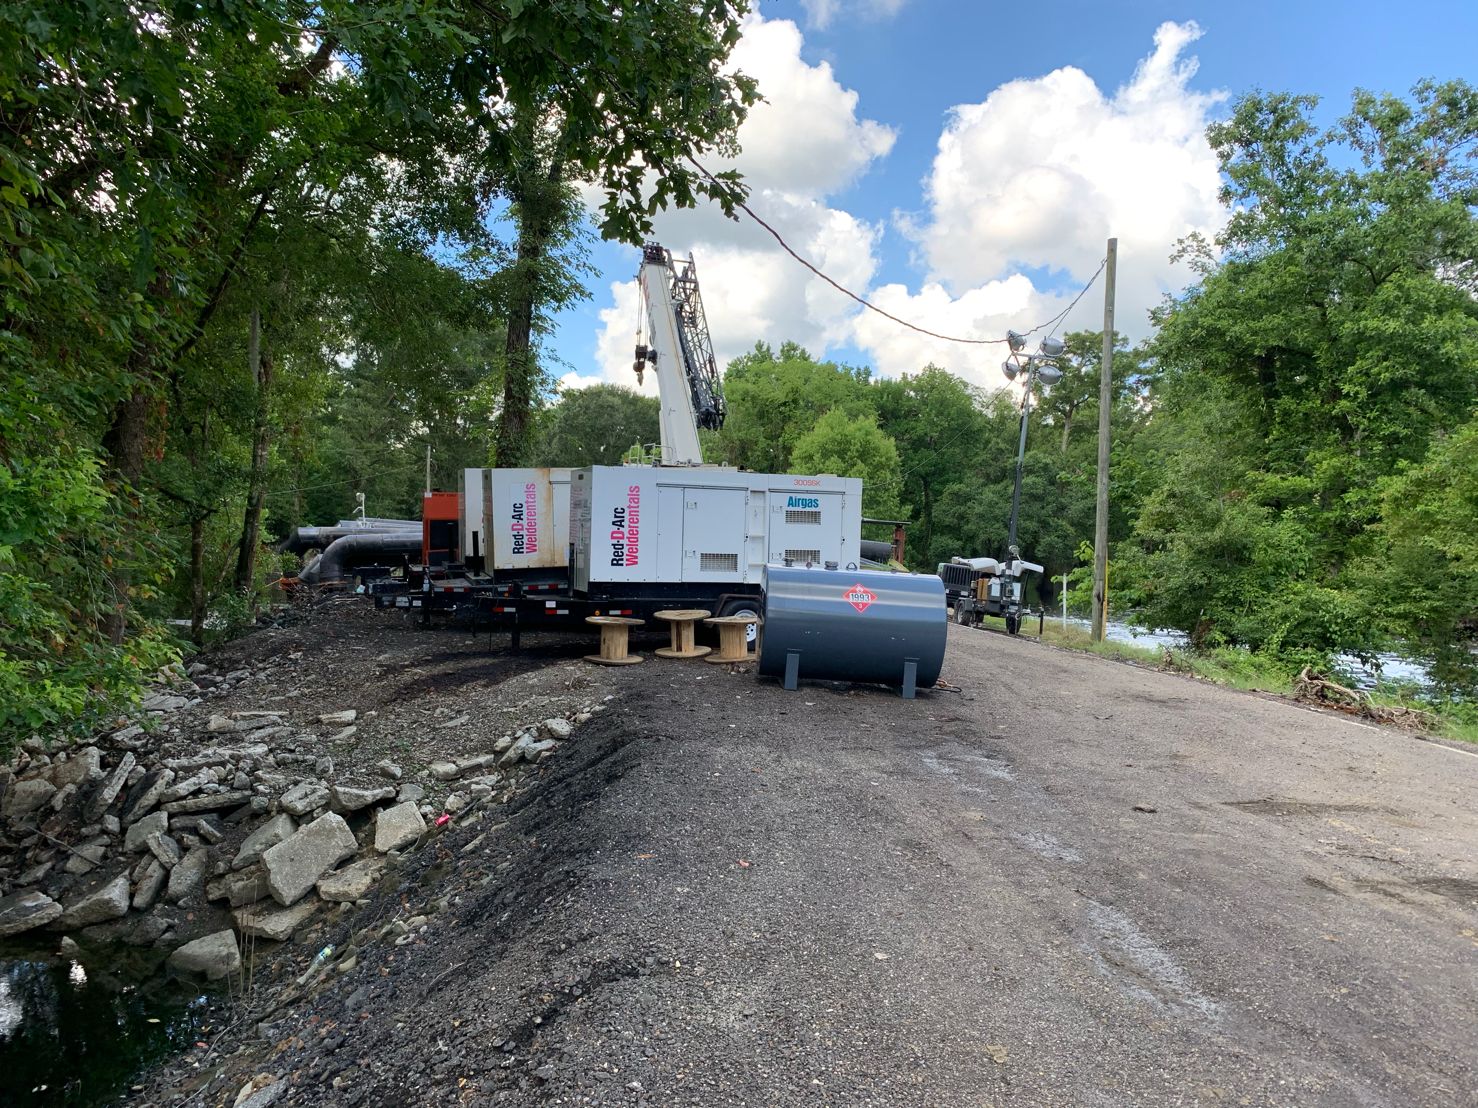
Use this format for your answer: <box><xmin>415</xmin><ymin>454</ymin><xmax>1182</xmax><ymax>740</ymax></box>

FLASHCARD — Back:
<box><xmin>667</xmin><ymin>253</ymin><xmax>726</xmax><ymax>431</ymax></box>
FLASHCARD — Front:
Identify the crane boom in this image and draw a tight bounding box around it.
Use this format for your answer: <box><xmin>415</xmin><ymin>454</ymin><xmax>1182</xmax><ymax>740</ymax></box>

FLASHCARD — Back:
<box><xmin>634</xmin><ymin>243</ymin><xmax>726</xmax><ymax>465</ymax></box>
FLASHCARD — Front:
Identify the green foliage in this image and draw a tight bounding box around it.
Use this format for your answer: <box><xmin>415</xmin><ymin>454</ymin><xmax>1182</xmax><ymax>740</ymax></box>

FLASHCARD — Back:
<box><xmin>789</xmin><ymin>410</ymin><xmax>902</xmax><ymax>518</ymax></box>
<box><xmin>1116</xmin><ymin>80</ymin><xmax>1478</xmax><ymax>683</ymax></box>
<box><xmin>534</xmin><ymin>385</ymin><xmax>659</xmax><ymax>468</ymax></box>
<box><xmin>0</xmin><ymin>0</ymin><xmax>756</xmax><ymax>746</ymax></box>
<box><xmin>716</xmin><ymin>342</ymin><xmax>877</xmax><ymax>472</ymax></box>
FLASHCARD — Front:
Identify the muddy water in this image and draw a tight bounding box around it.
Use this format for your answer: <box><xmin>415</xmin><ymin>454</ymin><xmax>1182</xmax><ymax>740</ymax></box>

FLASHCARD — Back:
<box><xmin>0</xmin><ymin>940</ymin><xmax>220</xmax><ymax>1106</ymax></box>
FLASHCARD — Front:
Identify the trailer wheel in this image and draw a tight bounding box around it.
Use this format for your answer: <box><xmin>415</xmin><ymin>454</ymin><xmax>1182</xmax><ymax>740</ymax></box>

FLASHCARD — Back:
<box><xmin>953</xmin><ymin>599</ymin><xmax>970</xmax><ymax>626</ymax></box>
<box><xmin>1005</xmin><ymin>613</ymin><xmax>1021</xmax><ymax>635</ymax></box>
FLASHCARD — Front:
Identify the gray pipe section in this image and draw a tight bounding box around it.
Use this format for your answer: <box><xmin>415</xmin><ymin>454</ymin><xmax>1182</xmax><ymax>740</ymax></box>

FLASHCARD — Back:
<box><xmin>860</xmin><ymin>539</ymin><xmax>894</xmax><ymax>563</ymax></box>
<box><xmin>277</xmin><ymin>520</ymin><xmax>419</xmax><ymax>554</ymax></box>
<box><xmin>297</xmin><ymin>532</ymin><xmax>421</xmax><ymax>584</ymax></box>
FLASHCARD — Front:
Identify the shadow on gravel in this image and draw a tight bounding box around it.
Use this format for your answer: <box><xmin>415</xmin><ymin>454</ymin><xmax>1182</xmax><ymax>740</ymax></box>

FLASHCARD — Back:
<box><xmin>384</xmin><ymin>640</ymin><xmax>593</xmax><ymax>700</ymax></box>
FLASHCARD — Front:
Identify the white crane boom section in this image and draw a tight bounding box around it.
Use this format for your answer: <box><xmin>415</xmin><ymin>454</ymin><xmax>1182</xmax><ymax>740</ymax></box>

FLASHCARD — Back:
<box><xmin>638</xmin><ymin>254</ymin><xmax>706</xmax><ymax>465</ymax></box>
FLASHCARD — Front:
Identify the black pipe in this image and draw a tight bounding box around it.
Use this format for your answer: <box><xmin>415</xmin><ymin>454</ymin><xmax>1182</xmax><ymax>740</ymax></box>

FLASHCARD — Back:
<box><xmin>298</xmin><ymin>532</ymin><xmax>422</xmax><ymax>584</ymax></box>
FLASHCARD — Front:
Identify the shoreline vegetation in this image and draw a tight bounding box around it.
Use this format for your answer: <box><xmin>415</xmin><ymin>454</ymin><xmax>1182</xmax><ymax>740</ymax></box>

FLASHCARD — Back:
<box><xmin>963</xmin><ymin>615</ymin><xmax>1478</xmax><ymax>746</ymax></box>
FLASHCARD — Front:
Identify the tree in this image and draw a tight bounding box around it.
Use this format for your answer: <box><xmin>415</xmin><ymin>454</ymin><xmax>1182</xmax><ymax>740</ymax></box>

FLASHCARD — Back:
<box><xmin>534</xmin><ymin>385</ymin><xmax>660</xmax><ymax>468</ymax></box>
<box><xmin>789</xmin><ymin>411</ymin><xmax>902</xmax><ymax>518</ymax></box>
<box><xmin>1120</xmin><ymin>80</ymin><xmax>1478</xmax><ymax>659</ymax></box>
<box><xmin>717</xmin><ymin>343</ymin><xmax>877</xmax><ymax>472</ymax></box>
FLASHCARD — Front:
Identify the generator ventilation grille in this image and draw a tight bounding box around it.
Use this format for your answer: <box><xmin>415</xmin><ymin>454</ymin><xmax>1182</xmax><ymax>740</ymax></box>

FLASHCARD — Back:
<box><xmin>784</xmin><ymin>509</ymin><xmax>822</xmax><ymax>525</ymax></box>
<box><xmin>699</xmin><ymin>552</ymin><xmax>739</xmax><ymax>573</ymax></box>
<box><xmin>784</xmin><ymin>548</ymin><xmax>822</xmax><ymax>565</ymax></box>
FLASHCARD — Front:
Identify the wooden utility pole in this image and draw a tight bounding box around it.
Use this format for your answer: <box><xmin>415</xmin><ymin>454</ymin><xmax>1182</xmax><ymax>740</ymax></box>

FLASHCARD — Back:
<box><xmin>1091</xmin><ymin>238</ymin><xmax>1117</xmax><ymax>643</ymax></box>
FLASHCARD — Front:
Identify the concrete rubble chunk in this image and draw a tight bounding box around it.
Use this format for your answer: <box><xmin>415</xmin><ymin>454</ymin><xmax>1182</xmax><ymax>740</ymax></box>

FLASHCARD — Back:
<box><xmin>397</xmin><ymin>783</ymin><xmax>425</xmax><ymax>804</ymax></box>
<box><xmin>317</xmin><ymin>710</ymin><xmax>357</xmax><ymax>725</ymax></box>
<box><xmin>125</xmin><ymin>810</ymin><xmax>169</xmax><ymax>852</ymax></box>
<box><xmin>88</xmin><ymin>752</ymin><xmax>136</xmax><ymax>818</ymax></box>
<box><xmin>62</xmin><ymin>840</ymin><xmax>108</xmax><ymax>875</ymax></box>
<box><xmin>132</xmin><ymin>858</ymin><xmax>167</xmax><ymax>910</ymax></box>
<box><xmin>207</xmin><ymin>864</ymin><xmax>272</xmax><ymax>907</ymax></box>
<box><xmin>55</xmin><ymin>873</ymin><xmax>131</xmax><ymax>928</ymax></box>
<box><xmin>207</xmin><ymin>714</ymin><xmax>235</xmax><ymax>733</ymax></box>
<box><xmin>317</xmin><ymin>858</ymin><xmax>383</xmax><ymax>903</ymax></box>
<box><xmin>279</xmin><ymin>781</ymin><xmax>330</xmax><ymax>817</ymax></box>
<box><xmin>262</xmin><ymin>813</ymin><xmax>357</xmax><ymax>906</ymax></box>
<box><xmin>374</xmin><ymin>760</ymin><xmax>402</xmax><ymax>781</ymax></box>
<box><xmin>167</xmin><ymin>846</ymin><xmax>212</xmax><ymax>904</ymax></box>
<box><xmin>122</xmin><ymin>769</ymin><xmax>176</xmax><ymax>825</ymax></box>
<box><xmin>428</xmin><ymin>761</ymin><xmax>460</xmax><ymax>782</ymax></box>
<box><xmin>3</xmin><ymin>777</ymin><xmax>57</xmax><ymax>823</ymax></box>
<box><xmin>50</xmin><ymin>782</ymin><xmax>78</xmax><ymax>812</ymax></box>
<box><xmin>0</xmin><ymin>890</ymin><xmax>64</xmax><ymax>936</ymax></box>
<box><xmin>143</xmin><ymin>693</ymin><xmax>190</xmax><ymax>712</ymax></box>
<box><xmin>234</xmin><ymin>898</ymin><xmax>319</xmax><ymax>942</ymax></box>
<box><xmin>329</xmin><ymin>784</ymin><xmax>396</xmax><ymax>813</ymax></box>
<box><xmin>523</xmin><ymin>739</ymin><xmax>558</xmax><ymax>763</ymax></box>
<box><xmin>162</xmin><ymin>789</ymin><xmax>252</xmax><ymax>815</ymax></box>
<box><xmin>195</xmin><ymin>815</ymin><xmax>226</xmax><ymax>844</ymax></box>
<box><xmin>50</xmin><ymin>747</ymin><xmax>103</xmax><ymax>789</ymax></box>
<box><xmin>236</xmin><ymin>1077</ymin><xmax>287</xmax><ymax>1108</ymax></box>
<box><xmin>453</xmin><ymin>753</ymin><xmax>499</xmax><ymax>775</ymax></box>
<box><xmin>146</xmin><ymin>831</ymin><xmax>184</xmax><ymax>868</ymax></box>
<box><xmin>374</xmin><ymin>802</ymin><xmax>425</xmax><ymax>854</ymax></box>
<box><xmin>543</xmin><ymin>717</ymin><xmax>574</xmax><ymax>740</ymax></box>
<box><xmin>160</xmin><ymin>771</ymin><xmax>213</xmax><ymax>804</ymax></box>
<box><xmin>492</xmin><ymin>734</ymin><xmax>516</xmax><ymax>754</ymax></box>
<box><xmin>233</xmin><ymin>814</ymin><xmax>297</xmax><ymax>869</ymax></box>
<box><xmin>498</xmin><ymin>735</ymin><xmax>535</xmax><ymax>768</ymax></box>
<box><xmin>235</xmin><ymin>715</ymin><xmax>284</xmax><ymax>732</ymax></box>
<box><xmin>167</xmin><ymin>930</ymin><xmax>241</xmax><ymax>980</ymax></box>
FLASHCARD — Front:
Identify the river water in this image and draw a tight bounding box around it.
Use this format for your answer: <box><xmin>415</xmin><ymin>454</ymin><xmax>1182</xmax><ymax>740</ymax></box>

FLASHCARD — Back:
<box><xmin>1057</xmin><ymin>617</ymin><xmax>1436</xmax><ymax>693</ymax></box>
<box><xmin>0</xmin><ymin>940</ymin><xmax>220</xmax><ymax>1106</ymax></box>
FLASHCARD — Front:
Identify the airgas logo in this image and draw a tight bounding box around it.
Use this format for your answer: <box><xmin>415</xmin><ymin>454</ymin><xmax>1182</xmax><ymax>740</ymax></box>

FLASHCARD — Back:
<box><xmin>786</xmin><ymin>495</ymin><xmax>820</xmax><ymax>510</ymax></box>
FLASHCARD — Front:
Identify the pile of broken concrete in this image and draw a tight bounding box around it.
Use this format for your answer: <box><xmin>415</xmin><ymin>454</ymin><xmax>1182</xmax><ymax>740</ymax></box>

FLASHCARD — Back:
<box><xmin>0</xmin><ymin>661</ymin><xmax>597</xmax><ymax>985</ymax></box>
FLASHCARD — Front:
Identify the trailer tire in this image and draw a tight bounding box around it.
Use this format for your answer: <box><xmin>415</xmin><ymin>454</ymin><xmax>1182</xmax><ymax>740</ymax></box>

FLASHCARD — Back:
<box><xmin>1005</xmin><ymin>613</ymin><xmax>1021</xmax><ymax>635</ymax></box>
<box><xmin>953</xmin><ymin>599</ymin><xmax>970</xmax><ymax>626</ymax></box>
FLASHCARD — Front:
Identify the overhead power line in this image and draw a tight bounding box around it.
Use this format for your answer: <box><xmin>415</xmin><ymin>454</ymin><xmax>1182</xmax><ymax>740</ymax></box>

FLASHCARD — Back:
<box><xmin>510</xmin><ymin>4</ymin><xmax>1108</xmax><ymax>349</ymax></box>
<box><xmin>682</xmin><ymin>153</ymin><xmax>1107</xmax><ymax>348</ymax></box>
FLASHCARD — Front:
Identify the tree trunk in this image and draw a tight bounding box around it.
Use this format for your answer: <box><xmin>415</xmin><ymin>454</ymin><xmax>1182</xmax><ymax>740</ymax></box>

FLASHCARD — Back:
<box><xmin>189</xmin><ymin>516</ymin><xmax>207</xmax><ymax>645</ymax></box>
<box><xmin>496</xmin><ymin>244</ymin><xmax>537</xmax><ymax>466</ymax></box>
<box><xmin>99</xmin><ymin>364</ymin><xmax>156</xmax><ymax>644</ymax></box>
<box><xmin>234</xmin><ymin>307</ymin><xmax>273</xmax><ymax>594</ymax></box>
<box><xmin>494</xmin><ymin>154</ymin><xmax>565</xmax><ymax>466</ymax></box>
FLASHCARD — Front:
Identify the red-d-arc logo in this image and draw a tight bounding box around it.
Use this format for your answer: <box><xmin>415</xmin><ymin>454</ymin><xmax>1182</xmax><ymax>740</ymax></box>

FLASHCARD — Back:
<box><xmin>844</xmin><ymin>583</ymin><xmax>877</xmax><ymax>613</ymax></box>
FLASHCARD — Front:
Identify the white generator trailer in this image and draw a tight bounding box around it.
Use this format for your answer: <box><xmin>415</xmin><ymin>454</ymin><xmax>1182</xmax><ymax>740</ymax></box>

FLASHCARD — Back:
<box><xmin>571</xmin><ymin>463</ymin><xmax>861</xmax><ymax>601</ymax></box>
<box><xmin>460</xmin><ymin>466</ymin><xmax>572</xmax><ymax>582</ymax></box>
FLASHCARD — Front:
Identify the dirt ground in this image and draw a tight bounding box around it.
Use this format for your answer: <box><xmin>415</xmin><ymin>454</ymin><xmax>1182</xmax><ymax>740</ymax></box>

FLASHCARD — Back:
<box><xmin>134</xmin><ymin>607</ymin><xmax>1478</xmax><ymax>1108</ymax></box>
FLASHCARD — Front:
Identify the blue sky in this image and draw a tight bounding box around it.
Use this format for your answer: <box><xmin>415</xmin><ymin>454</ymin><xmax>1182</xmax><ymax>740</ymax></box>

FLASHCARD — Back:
<box><xmin>539</xmin><ymin>0</ymin><xmax>1477</xmax><ymax>395</ymax></box>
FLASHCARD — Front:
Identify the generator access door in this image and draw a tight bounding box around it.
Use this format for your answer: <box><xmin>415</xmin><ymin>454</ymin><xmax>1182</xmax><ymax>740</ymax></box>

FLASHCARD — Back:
<box><xmin>680</xmin><ymin>487</ymin><xmax>748</xmax><ymax>582</ymax></box>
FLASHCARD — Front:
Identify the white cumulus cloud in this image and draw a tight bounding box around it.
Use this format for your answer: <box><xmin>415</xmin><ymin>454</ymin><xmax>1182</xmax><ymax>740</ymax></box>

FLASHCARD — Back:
<box><xmin>589</xmin><ymin>11</ymin><xmax>894</xmax><ymax>390</ymax></box>
<box><xmin>895</xmin><ymin>20</ymin><xmax>1226</xmax><ymax>356</ymax></box>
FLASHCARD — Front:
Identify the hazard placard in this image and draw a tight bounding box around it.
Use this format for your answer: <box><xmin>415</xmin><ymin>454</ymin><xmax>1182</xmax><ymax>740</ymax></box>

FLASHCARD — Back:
<box><xmin>844</xmin><ymin>583</ymin><xmax>877</xmax><ymax>613</ymax></box>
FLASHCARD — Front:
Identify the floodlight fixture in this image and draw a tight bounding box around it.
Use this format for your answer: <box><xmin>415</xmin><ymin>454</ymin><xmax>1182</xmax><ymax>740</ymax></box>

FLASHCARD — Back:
<box><xmin>1006</xmin><ymin>330</ymin><xmax>1027</xmax><ymax>352</ymax></box>
<box><xmin>1001</xmin><ymin>360</ymin><xmax>1018</xmax><ymax>381</ymax></box>
<box><xmin>1039</xmin><ymin>335</ymin><xmax>1066</xmax><ymax>357</ymax></box>
<box><xmin>1036</xmin><ymin>365</ymin><xmax>1064</xmax><ymax>385</ymax></box>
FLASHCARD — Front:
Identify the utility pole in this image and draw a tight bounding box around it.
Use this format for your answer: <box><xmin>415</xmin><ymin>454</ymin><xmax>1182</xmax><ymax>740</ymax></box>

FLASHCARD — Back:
<box><xmin>1091</xmin><ymin>238</ymin><xmax>1117</xmax><ymax>643</ymax></box>
<box><xmin>425</xmin><ymin>442</ymin><xmax>432</xmax><ymax>494</ymax></box>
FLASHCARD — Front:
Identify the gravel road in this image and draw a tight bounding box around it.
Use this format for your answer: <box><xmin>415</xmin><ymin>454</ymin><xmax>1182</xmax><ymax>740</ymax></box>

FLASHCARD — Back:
<box><xmin>178</xmin><ymin>620</ymin><xmax>1478</xmax><ymax>1108</ymax></box>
